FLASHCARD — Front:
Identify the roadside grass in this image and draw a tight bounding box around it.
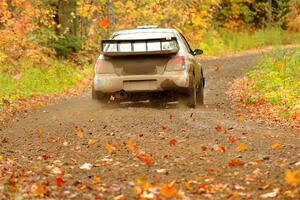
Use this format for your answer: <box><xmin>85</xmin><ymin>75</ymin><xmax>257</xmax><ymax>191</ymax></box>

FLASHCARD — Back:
<box><xmin>246</xmin><ymin>48</ymin><xmax>300</xmax><ymax>121</ymax></box>
<box><xmin>0</xmin><ymin>55</ymin><xmax>93</xmax><ymax>109</ymax></box>
<box><xmin>199</xmin><ymin>28</ymin><xmax>300</xmax><ymax>56</ymax></box>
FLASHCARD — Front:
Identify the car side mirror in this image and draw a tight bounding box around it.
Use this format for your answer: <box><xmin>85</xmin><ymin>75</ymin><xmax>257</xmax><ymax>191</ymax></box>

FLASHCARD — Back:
<box><xmin>193</xmin><ymin>49</ymin><xmax>203</xmax><ymax>56</ymax></box>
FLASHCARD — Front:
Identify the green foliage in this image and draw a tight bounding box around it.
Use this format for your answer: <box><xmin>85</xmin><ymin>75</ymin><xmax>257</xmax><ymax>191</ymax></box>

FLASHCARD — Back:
<box><xmin>200</xmin><ymin>28</ymin><xmax>300</xmax><ymax>56</ymax></box>
<box><xmin>0</xmin><ymin>57</ymin><xmax>92</xmax><ymax>108</ymax></box>
<box><xmin>247</xmin><ymin>48</ymin><xmax>300</xmax><ymax>117</ymax></box>
<box><xmin>50</xmin><ymin>35</ymin><xmax>82</xmax><ymax>57</ymax></box>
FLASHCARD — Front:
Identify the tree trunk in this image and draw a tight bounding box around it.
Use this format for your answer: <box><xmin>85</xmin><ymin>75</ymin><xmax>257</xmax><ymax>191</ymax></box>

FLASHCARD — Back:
<box><xmin>108</xmin><ymin>0</ymin><xmax>114</xmax><ymax>33</ymax></box>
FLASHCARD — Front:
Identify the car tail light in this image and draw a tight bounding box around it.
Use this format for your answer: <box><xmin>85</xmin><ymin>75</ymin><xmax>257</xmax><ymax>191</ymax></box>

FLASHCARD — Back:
<box><xmin>95</xmin><ymin>59</ymin><xmax>115</xmax><ymax>74</ymax></box>
<box><xmin>166</xmin><ymin>56</ymin><xmax>186</xmax><ymax>71</ymax></box>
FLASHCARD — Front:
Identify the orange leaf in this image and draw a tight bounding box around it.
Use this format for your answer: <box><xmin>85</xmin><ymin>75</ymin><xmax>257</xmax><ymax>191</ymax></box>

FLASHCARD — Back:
<box><xmin>182</xmin><ymin>180</ymin><xmax>191</xmax><ymax>190</ymax></box>
<box><xmin>37</xmin><ymin>128</ymin><xmax>43</xmax><ymax>139</ymax></box>
<box><xmin>236</xmin><ymin>143</ymin><xmax>247</xmax><ymax>152</ymax></box>
<box><xmin>215</xmin><ymin>125</ymin><xmax>222</xmax><ymax>133</ymax></box>
<box><xmin>214</xmin><ymin>146</ymin><xmax>226</xmax><ymax>152</ymax></box>
<box><xmin>285</xmin><ymin>169</ymin><xmax>300</xmax><ymax>187</ymax></box>
<box><xmin>76</xmin><ymin>127</ymin><xmax>84</xmax><ymax>138</ymax></box>
<box><xmin>169</xmin><ymin>139</ymin><xmax>177</xmax><ymax>146</ymax></box>
<box><xmin>160</xmin><ymin>180</ymin><xmax>178</xmax><ymax>197</ymax></box>
<box><xmin>215</xmin><ymin>64</ymin><xmax>221</xmax><ymax>72</ymax></box>
<box><xmin>228</xmin><ymin>160</ymin><xmax>244</xmax><ymax>167</ymax></box>
<box><xmin>105</xmin><ymin>144</ymin><xmax>118</xmax><ymax>154</ymax></box>
<box><xmin>32</xmin><ymin>184</ymin><xmax>47</xmax><ymax>197</ymax></box>
<box><xmin>88</xmin><ymin>139</ymin><xmax>96</xmax><ymax>145</ymax></box>
<box><xmin>99</xmin><ymin>19</ymin><xmax>109</xmax><ymax>29</ymax></box>
<box><xmin>125</xmin><ymin>139</ymin><xmax>139</xmax><ymax>153</ymax></box>
<box><xmin>272</xmin><ymin>143</ymin><xmax>283</xmax><ymax>150</ymax></box>
<box><xmin>92</xmin><ymin>176</ymin><xmax>101</xmax><ymax>184</ymax></box>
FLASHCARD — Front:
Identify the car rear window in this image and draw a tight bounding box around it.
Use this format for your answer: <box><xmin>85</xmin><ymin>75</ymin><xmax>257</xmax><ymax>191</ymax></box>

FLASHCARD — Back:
<box><xmin>105</xmin><ymin>32</ymin><xmax>178</xmax><ymax>52</ymax></box>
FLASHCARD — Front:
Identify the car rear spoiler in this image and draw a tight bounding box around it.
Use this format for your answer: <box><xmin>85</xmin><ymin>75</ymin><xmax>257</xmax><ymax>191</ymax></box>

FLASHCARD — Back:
<box><xmin>101</xmin><ymin>37</ymin><xmax>179</xmax><ymax>56</ymax></box>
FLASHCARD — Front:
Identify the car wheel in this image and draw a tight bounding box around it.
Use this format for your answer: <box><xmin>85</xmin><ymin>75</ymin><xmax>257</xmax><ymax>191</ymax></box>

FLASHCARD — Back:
<box><xmin>197</xmin><ymin>75</ymin><xmax>204</xmax><ymax>106</ymax></box>
<box><xmin>92</xmin><ymin>85</ymin><xmax>106</xmax><ymax>103</ymax></box>
<box><xmin>187</xmin><ymin>76</ymin><xmax>197</xmax><ymax>108</ymax></box>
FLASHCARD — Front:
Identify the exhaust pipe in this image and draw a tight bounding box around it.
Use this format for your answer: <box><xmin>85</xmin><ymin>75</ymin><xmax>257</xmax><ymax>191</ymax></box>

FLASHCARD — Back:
<box><xmin>115</xmin><ymin>90</ymin><xmax>127</xmax><ymax>99</ymax></box>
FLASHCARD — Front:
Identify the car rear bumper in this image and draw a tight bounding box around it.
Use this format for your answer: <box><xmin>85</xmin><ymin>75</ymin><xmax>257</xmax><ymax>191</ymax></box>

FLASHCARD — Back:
<box><xmin>93</xmin><ymin>71</ymin><xmax>190</xmax><ymax>93</ymax></box>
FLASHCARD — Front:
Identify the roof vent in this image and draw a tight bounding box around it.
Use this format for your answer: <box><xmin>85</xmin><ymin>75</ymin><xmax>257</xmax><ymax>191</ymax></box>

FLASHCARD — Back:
<box><xmin>137</xmin><ymin>25</ymin><xmax>159</xmax><ymax>29</ymax></box>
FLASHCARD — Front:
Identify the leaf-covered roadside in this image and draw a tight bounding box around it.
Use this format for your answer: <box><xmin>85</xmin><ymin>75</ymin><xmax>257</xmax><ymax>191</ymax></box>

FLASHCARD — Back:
<box><xmin>1</xmin><ymin>119</ymin><xmax>300</xmax><ymax>199</ymax></box>
<box><xmin>0</xmin><ymin>54</ymin><xmax>93</xmax><ymax>125</ymax></box>
<box><xmin>227</xmin><ymin>48</ymin><xmax>300</xmax><ymax>129</ymax></box>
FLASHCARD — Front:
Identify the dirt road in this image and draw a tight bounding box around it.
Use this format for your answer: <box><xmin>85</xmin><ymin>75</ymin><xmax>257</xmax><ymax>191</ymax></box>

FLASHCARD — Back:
<box><xmin>0</xmin><ymin>54</ymin><xmax>299</xmax><ymax>199</ymax></box>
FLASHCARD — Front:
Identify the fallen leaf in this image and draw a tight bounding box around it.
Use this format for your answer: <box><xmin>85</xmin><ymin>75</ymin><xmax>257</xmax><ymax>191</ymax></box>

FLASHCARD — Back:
<box><xmin>271</xmin><ymin>143</ymin><xmax>282</xmax><ymax>150</ymax></box>
<box><xmin>37</xmin><ymin>128</ymin><xmax>43</xmax><ymax>140</ymax></box>
<box><xmin>285</xmin><ymin>169</ymin><xmax>300</xmax><ymax>187</ymax></box>
<box><xmin>88</xmin><ymin>139</ymin><xmax>96</xmax><ymax>145</ymax></box>
<box><xmin>169</xmin><ymin>139</ymin><xmax>177</xmax><ymax>146</ymax></box>
<box><xmin>63</xmin><ymin>141</ymin><xmax>68</xmax><ymax>146</ymax></box>
<box><xmin>214</xmin><ymin>145</ymin><xmax>226</xmax><ymax>152</ymax></box>
<box><xmin>125</xmin><ymin>139</ymin><xmax>139</xmax><ymax>153</ymax></box>
<box><xmin>228</xmin><ymin>137</ymin><xmax>237</xmax><ymax>143</ymax></box>
<box><xmin>32</xmin><ymin>184</ymin><xmax>47</xmax><ymax>197</ymax></box>
<box><xmin>215</xmin><ymin>63</ymin><xmax>221</xmax><ymax>72</ymax></box>
<box><xmin>156</xmin><ymin>169</ymin><xmax>167</xmax><ymax>173</ymax></box>
<box><xmin>215</xmin><ymin>125</ymin><xmax>222</xmax><ymax>133</ymax></box>
<box><xmin>160</xmin><ymin>180</ymin><xmax>178</xmax><ymax>197</ymax></box>
<box><xmin>114</xmin><ymin>195</ymin><xmax>125</xmax><ymax>200</ymax></box>
<box><xmin>228</xmin><ymin>160</ymin><xmax>244</xmax><ymax>167</ymax></box>
<box><xmin>182</xmin><ymin>180</ymin><xmax>192</xmax><ymax>191</ymax></box>
<box><xmin>42</xmin><ymin>154</ymin><xmax>49</xmax><ymax>160</ymax></box>
<box><xmin>92</xmin><ymin>176</ymin><xmax>101</xmax><ymax>184</ymax></box>
<box><xmin>55</xmin><ymin>175</ymin><xmax>64</xmax><ymax>187</ymax></box>
<box><xmin>80</xmin><ymin>163</ymin><xmax>93</xmax><ymax>170</ymax></box>
<box><xmin>260</xmin><ymin>188</ymin><xmax>280</xmax><ymax>198</ymax></box>
<box><xmin>236</xmin><ymin>143</ymin><xmax>247</xmax><ymax>152</ymax></box>
<box><xmin>161</xmin><ymin>125</ymin><xmax>169</xmax><ymax>131</ymax></box>
<box><xmin>201</xmin><ymin>146</ymin><xmax>208</xmax><ymax>151</ymax></box>
<box><xmin>76</xmin><ymin>127</ymin><xmax>84</xmax><ymax>138</ymax></box>
<box><xmin>138</xmin><ymin>154</ymin><xmax>151</xmax><ymax>167</ymax></box>
<box><xmin>51</xmin><ymin>167</ymin><xmax>62</xmax><ymax>175</ymax></box>
<box><xmin>106</xmin><ymin>144</ymin><xmax>118</xmax><ymax>154</ymax></box>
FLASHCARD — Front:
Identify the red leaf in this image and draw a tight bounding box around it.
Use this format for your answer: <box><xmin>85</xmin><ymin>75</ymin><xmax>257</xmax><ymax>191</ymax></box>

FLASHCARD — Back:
<box><xmin>215</xmin><ymin>125</ymin><xmax>222</xmax><ymax>133</ymax></box>
<box><xmin>138</xmin><ymin>154</ymin><xmax>151</xmax><ymax>167</ymax></box>
<box><xmin>42</xmin><ymin>154</ymin><xmax>49</xmax><ymax>160</ymax></box>
<box><xmin>169</xmin><ymin>139</ymin><xmax>177</xmax><ymax>146</ymax></box>
<box><xmin>228</xmin><ymin>137</ymin><xmax>237</xmax><ymax>143</ymax></box>
<box><xmin>161</xmin><ymin>125</ymin><xmax>169</xmax><ymax>131</ymax></box>
<box><xmin>201</xmin><ymin>146</ymin><xmax>208</xmax><ymax>151</ymax></box>
<box><xmin>55</xmin><ymin>175</ymin><xmax>64</xmax><ymax>187</ymax></box>
<box><xmin>228</xmin><ymin>160</ymin><xmax>244</xmax><ymax>167</ymax></box>
<box><xmin>99</xmin><ymin>19</ymin><xmax>109</xmax><ymax>29</ymax></box>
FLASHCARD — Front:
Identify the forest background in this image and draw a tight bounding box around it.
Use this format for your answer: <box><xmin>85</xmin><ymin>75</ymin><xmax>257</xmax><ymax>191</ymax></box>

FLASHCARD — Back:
<box><xmin>0</xmin><ymin>0</ymin><xmax>300</xmax><ymax>113</ymax></box>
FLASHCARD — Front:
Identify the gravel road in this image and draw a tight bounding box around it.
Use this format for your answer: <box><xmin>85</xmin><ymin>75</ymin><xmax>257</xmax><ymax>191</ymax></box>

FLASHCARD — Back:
<box><xmin>0</xmin><ymin>53</ymin><xmax>299</xmax><ymax>199</ymax></box>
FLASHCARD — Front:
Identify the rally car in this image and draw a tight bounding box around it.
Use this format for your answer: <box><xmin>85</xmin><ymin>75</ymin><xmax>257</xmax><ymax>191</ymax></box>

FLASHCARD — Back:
<box><xmin>92</xmin><ymin>26</ymin><xmax>205</xmax><ymax>107</ymax></box>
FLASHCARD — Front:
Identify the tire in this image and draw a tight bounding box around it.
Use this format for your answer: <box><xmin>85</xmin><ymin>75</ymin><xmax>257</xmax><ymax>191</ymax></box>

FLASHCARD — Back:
<box><xmin>186</xmin><ymin>76</ymin><xmax>197</xmax><ymax>108</ymax></box>
<box><xmin>197</xmin><ymin>75</ymin><xmax>204</xmax><ymax>106</ymax></box>
<box><xmin>92</xmin><ymin>85</ymin><xmax>106</xmax><ymax>103</ymax></box>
